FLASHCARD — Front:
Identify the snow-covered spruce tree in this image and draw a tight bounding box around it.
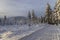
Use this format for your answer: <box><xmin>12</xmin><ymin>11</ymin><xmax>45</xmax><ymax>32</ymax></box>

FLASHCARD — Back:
<box><xmin>32</xmin><ymin>10</ymin><xmax>35</xmax><ymax>20</ymax></box>
<box><xmin>28</xmin><ymin>11</ymin><xmax>31</xmax><ymax>26</ymax></box>
<box><xmin>4</xmin><ymin>16</ymin><xmax>7</xmax><ymax>20</ymax></box>
<box><xmin>53</xmin><ymin>0</ymin><xmax>60</xmax><ymax>24</ymax></box>
<box><xmin>41</xmin><ymin>16</ymin><xmax>43</xmax><ymax>23</ymax></box>
<box><xmin>43</xmin><ymin>17</ymin><xmax>46</xmax><ymax>23</ymax></box>
<box><xmin>31</xmin><ymin>10</ymin><xmax>37</xmax><ymax>23</ymax></box>
<box><xmin>40</xmin><ymin>16</ymin><xmax>45</xmax><ymax>23</ymax></box>
<box><xmin>45</xmin><ymin>3</ymin><xmax>53</xmax><ymax>24</ymax></box>
<box><xmin>3</xmin><ymin>16</ymin><xmax>7</xmax><ymax>25</ymax></box>
<box><xmin>28</xmin><ymin>11</ymin><xmax>31</xmax><ymax>20</ymax></box>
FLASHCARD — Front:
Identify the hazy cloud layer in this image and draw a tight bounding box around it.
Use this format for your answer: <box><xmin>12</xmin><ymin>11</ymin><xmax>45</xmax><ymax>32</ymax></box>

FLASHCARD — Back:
<box><xmin>0</xmin><ymin>0</ymin><xmax>56</xmax><ymax>17</ymax></box>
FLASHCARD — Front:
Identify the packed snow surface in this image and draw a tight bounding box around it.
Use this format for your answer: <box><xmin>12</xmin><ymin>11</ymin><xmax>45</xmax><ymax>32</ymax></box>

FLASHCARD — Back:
<box><xmin>0</xmin><ymin>24</ymin><xmax>59</xmax><ymax>40</ymax></box>
<box><xmin>0</xmin><ymin>24</ymin><xmax>46</xmax><ymax>40</ymax></box>
<box><xmin>19</xmin><ymin>24</ymin><xmax>60</xmax><ymax>40</ymax></box>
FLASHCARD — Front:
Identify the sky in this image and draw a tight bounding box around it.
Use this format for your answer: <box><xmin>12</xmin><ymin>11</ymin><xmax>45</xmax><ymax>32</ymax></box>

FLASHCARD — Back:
<box><xmin>0</xmin><ymin>0</ymin><xmax>56</xmax><ymax>17</ymax></box>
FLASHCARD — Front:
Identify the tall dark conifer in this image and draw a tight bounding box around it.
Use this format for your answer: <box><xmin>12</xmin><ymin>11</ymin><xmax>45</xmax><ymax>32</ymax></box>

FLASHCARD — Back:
<box><xmin>28</xmin><ymin>11</ymin><xmax>31</xmax><ymax>19</ymax></box>
<box><xmin>45</xmin><ymin>3</ymin><xmax>52</xmax><ymax>24</ymax></box>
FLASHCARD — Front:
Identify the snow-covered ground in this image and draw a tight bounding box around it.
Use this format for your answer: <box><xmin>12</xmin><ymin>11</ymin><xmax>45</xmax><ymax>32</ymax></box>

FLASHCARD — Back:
<box><xmin>19</xmin><ymin>24</ymin><xmax>60</xmax><ymax>40</ymax></box>
<box><xmin>0</xmin><ymin>23</ymin><xmax>46</xmax><ymax>40</ymax></box>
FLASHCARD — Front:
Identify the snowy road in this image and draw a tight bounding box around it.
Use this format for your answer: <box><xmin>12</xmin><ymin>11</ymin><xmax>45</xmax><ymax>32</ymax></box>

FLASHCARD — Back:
<box><xmin>19</xmin><ymin>25</ymin><xmax>60</xmax><ymax>40</ymax></box>
<box><xmin>0</xmin><ymin>24</ymin><xmax>46</xmax><ymax>40</ymax></box>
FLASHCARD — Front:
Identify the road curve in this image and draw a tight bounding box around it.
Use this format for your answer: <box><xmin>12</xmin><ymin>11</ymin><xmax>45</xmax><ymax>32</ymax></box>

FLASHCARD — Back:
<box><xmin>19</xmin><ymin>25</ymin><xmax>60</xmax><ymax>40</ymax></box>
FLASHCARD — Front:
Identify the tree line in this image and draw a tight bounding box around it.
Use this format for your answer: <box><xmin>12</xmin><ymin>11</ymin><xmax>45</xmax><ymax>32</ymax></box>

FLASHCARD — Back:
<box><xmin>0</xmin><ymin>3</ymin><xmax>59</xmax><ymax>25</ymax></box>
<box><xmin>28</xmin><ymin>3</ymin><xmax>58</xmax><ymax>25</ymax></box>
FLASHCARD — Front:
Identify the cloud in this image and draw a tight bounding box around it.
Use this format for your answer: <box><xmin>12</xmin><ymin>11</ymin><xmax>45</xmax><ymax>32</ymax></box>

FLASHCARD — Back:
<box><xmin>0</xmin><ymin>0</ymin><xmax>56</xmax><ymax>17</ymax></box>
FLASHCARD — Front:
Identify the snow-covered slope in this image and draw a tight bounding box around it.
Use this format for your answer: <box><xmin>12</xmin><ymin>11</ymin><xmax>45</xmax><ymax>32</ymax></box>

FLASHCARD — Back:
<box><xmin>0</xmin><ymin>23</ymin><xmax>46</xmax><ymax>40</ymax></box>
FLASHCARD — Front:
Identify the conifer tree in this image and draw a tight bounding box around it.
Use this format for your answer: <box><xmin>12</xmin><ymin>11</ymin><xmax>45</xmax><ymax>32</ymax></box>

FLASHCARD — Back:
<box><xmin>41</xmin><ymin>16</ymin><xmax>43</xmax><ymax>23</ymax></box>
<box><xmin>32</xmin><ymin>10</ymin><xmax>36</xmax><ymax>21</ymax></box>
<box><xmin>53</xmin><ymin>0</ymin><xmax>60</xmax><ymax>24</ymax></box>
<box><xmin>3</xmin><ymin>16</ymin><xmax>7</xmax><ymax>25</ymax></box>
<box><xmin>28</xmin><ymin>11</ymin><xmax>31</xmax><ymax>19</ymax></box>
<box><xmin>4</xmin><ymin>16</ymin><xmax>7</xmax><ymax>20</ymax></box>
<box><xmin>45</xmin><ymin>3</ymin><xmax>52</xmax><ymax>24</ymax></box>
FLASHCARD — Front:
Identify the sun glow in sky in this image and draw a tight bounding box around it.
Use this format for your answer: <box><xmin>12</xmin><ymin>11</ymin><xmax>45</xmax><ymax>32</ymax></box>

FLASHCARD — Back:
<box><xmin>0</xmin><ymin>0</ymin><xmax>56</xmax><ymax>17</ymax></box>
